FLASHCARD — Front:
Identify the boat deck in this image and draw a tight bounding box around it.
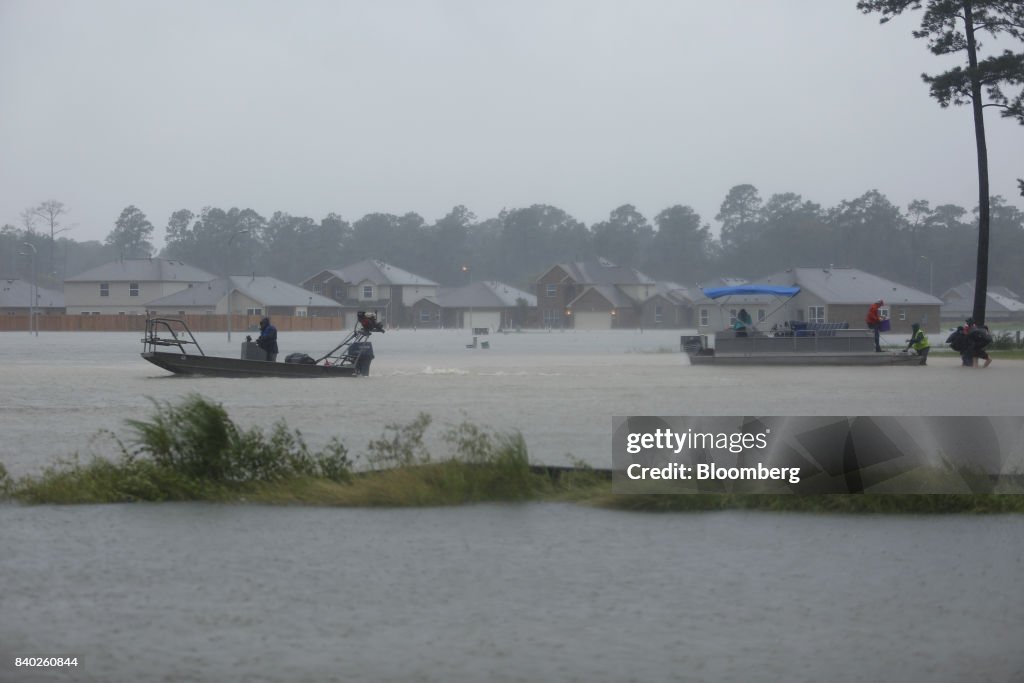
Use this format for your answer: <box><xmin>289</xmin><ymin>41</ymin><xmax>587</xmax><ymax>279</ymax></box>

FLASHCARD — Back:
<box><xmin>687</xmin><ymin>330</ymin><xmax>924</xmax><ymax>366</ymax></box>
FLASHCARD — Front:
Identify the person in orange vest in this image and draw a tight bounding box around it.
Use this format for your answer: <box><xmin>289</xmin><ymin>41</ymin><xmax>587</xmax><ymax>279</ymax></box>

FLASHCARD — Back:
<box><xmin>865</xmin><ymin>299</ymin><xmax>885</xmax><ymax>352</ymax></box>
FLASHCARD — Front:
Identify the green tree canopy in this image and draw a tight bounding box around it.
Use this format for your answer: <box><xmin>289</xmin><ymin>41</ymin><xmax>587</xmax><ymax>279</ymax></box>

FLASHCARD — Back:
<box><xmin>858</xmin><ymin>0</ymin><xmax>1024</xmax><ymax>323</ymax></box>
<box><xmin>106</xmin><ymin>205</ymin><xmax>155</xmax><ymax>258</ymax></box>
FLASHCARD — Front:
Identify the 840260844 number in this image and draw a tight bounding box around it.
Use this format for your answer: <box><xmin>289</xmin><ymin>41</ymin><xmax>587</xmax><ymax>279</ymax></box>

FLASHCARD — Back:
<box><xmin>14</xmin><ymin>656</ymin><xmax>79</xmax><ymax>668</ymax></box>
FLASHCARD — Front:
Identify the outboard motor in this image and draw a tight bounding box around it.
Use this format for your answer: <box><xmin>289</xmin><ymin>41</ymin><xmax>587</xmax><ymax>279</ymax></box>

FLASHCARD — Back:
<box><xmin>347</xmin><ymin>341</ymin><xmax>374</xmax><ymax>376</ymax></box>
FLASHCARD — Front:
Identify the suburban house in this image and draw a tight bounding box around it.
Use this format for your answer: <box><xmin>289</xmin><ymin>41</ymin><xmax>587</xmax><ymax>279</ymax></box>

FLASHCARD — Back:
<box><xmin>63</xmin><ymin>258</ymin><xmax>215</xmax><ymax>315</ymax></box>
<box><xmin>639</xmin><ymin>282</ymin><xmax>699</xmax><ymax>329</ymax></box>
<box><xmin>535</xmin><ymin>258</ymin><xmax>657</xmax><ymax>329</ymax></box>
<box><xmin>300</xmin><ymin>259</ymin><xmax>438</xmax><ymax>328</ymax></box>
<box><xmin>0</xmin><ymin>278</ymin><xmax>65</xmax><ymax>315</ymax></box>
<box><xmin>941</xmin><ymin>282</ymin><xmax>1024</xmax><ymax>322</ymax></box>
<box><xmin>693</xmin><ymin>267</ymin><xmax>942</xmax><ymax>335</ymax></box>
<box><xmin>408</xmin><ymin>281</ymin><xmax>536</xmax><ymax>331</ymax></box>
<box><xmin>145</xmin><ymin>275</ymin><xmax>343</xmax><ymax>319</ymax></box>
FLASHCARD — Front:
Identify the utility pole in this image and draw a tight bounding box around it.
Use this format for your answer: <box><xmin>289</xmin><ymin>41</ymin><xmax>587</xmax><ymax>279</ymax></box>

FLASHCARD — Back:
<box><xmin>21</xmin><ymin>242</ymin><xmax>38</xmax><ymax>336</ymax></box>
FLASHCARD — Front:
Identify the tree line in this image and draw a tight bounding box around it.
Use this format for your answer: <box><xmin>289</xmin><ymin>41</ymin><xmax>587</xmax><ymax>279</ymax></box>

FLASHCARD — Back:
<box><xmin>3</xmin><ymin>188</ymin><xmax>1023</xmax><ymax>299</ymax></box>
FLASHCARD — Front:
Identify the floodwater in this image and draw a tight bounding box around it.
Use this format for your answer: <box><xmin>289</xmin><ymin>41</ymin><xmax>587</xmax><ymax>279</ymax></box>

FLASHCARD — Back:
<box><xmin>2</xmin><ymin>330</ymin><xmax>1023</xmax><ymax>682</ymax></box>
<box><xmin>2</xmin><ymin>328</ymin><xmax>1022</xmax><ymax>478</ymax></box>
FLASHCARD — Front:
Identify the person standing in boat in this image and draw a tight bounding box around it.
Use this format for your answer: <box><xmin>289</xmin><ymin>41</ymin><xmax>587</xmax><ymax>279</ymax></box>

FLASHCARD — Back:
<box><xmin>733</xmin><ymin>308</ymin><xmax>753</xmax><ymax>337</ymax></box>
<box><xmin>865</xmin><ymin>299</ymin><xmax>885</xmax><ymax>352</ymax></box>
<box><xmin>904</xmin><ymin>323</ymin><xmax>930</xmax><ymax>365</ymax></box>
<box><xmin>256</xmin><ymin>316</ymin><xmax>278</xmax><ymax>362</ymax></box>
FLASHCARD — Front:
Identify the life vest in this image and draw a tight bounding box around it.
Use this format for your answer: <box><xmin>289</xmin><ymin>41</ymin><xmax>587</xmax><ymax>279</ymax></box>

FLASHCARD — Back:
<box><xmin>866</xmin><ymin>303</ymin><xmax>882</xmax><ymax>326</ymax></box>
<box><xmin>910</xmin><ymin>329</ymin><xmax>930</xmax><ymax>351</ymax></box>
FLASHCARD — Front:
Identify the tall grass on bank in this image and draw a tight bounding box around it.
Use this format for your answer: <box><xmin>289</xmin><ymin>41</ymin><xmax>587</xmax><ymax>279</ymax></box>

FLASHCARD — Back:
<box><xmin>4</xmin><ymin>394</ymin><xmax>1023</xmax><ymax>512</ymax></box>
<box><xmin>6</xmin><ymin>396</ymin><xmax>590</xmax><ymax>506</ymax></box>
<box><xmin>10</xmin><ymin>394</ymin><xmax>354</xmax><ymax>504</ymax></box>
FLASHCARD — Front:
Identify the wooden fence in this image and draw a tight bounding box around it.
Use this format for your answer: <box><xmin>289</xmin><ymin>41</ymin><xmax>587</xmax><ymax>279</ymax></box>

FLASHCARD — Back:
<box><xmin>0</xmin><ymin>314</ymin><xmax>345</xmax><ymax>333</ymax></box>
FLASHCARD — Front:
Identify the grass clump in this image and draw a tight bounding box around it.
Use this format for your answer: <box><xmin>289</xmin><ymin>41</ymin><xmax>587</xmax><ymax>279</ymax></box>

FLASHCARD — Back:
<box><xmin>125</xmin><ymin>394</ymin><xmax>353</xmax><ymax>484</ymax></box>
<box><xmin>4</xmin><ymin>396</ymin><xmax>577</xmax><ymax>507</ymax></box>
<box><xmin>11</xmin><ymin>394</ymin><xmax>353</xmax><ymax>504</ymax></box>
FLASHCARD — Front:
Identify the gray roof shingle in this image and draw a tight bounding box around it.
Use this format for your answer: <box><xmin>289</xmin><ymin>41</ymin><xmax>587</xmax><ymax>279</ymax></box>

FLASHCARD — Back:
<box><xmin>434</xmin><ymin>281</ymin><xmax>536</xmax><ymax>308</ymax></box>
<box><xmin>317</xmin><ymin>259</ymin><xmax>438</xmax><ymax>287</ymax></box>
<box><xmin>66</xmin><ymin>258</ymin><xmax>216</xmax><ymax>283</ymax></box>
<box><xmin>145</xmin><ymin>276</ymin><xmax>341</xmax><ymax>308</ymax></box>
<box><xmin>553</xmin><ymin>258</ymin><xmax>655</xmax><ymax>286</ymax></box>
<box><xmin>758</xmin><ymin>267</ymin><xmax>942</xmax><ymax>305</ymax></box>
<box><xmin>0</xmin><ymin>279</ymin><xmax>64</xmax><ymax>308</ymax></box>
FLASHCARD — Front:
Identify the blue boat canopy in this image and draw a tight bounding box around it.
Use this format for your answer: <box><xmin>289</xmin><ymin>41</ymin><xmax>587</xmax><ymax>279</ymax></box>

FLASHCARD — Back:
<box><xmin>701</xmin><ymin>285</ymin><xmax>800</xmax><ymax>299</ymax></box>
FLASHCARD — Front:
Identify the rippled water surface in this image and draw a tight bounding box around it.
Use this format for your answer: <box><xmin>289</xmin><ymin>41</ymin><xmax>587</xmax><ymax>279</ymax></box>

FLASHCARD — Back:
<box><xmin>2</xmin><ymin>504</ymin><xmax>1023</xmax><ymax>683</ymax></box>
<box><xmin>2</xmin><ymin>331</ymin><xmax>1023</xmax><ymax>681</ymax></box>
<box><xmin>2</xmin><ymin>329</ymin><xmax>1022</xmax><ymax>478</ymax></box>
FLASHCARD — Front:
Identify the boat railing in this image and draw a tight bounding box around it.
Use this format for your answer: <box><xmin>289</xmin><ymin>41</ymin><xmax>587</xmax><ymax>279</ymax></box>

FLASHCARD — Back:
<box><xmin>713</xmin><ymin>327</ymin><xmax>876</xmax><ymax>354</ymax></box>
<box><xmin>143</xmin><ymin>317</ymin><xmax>206</xmax><ymax>356</ymax></box>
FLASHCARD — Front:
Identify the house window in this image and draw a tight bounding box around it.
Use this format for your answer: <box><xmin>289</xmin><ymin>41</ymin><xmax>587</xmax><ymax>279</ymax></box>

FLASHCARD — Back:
<box><xmin>334</xmin><ymin>286</ymin><xmax>344</xmax><ymax>299</ymax></box>
<box><xmin>728</xmin><ymin>309</ymin><xmax>737</xmax><ymax>325</ymax></box>
<box><xmin>757</xmin><ymin>309</ymin><xmax>766</xmax><ymax>323</ymax></box>
<box><xmin>654</xmin><ymin>304</ymin><xmax>663</xmax><ymax>324</ymax></box>
<box><xmin>313</xmin><ymin>284</ymin><xmax>323</xmax><ymax>295</ymax></box>
<box><xmin>246</xmin><ymin>308</ymin><xmax>263</xmax><ymax>316</ymax></box>
<box><xmin>898</xmin><ymin>309</ymin><xmax>907</xmax><ymax>321</ymax></box>
<box><xmin>808</xmin><ymin>306</ymin><xmax>825</xmax><ymax>324</ymax></box>
<box><xmin>129</xmin><ymin>282</ymin><xmax>139</xmax><ymax>297</ymax></box>
<box><xmin>362</xmin><ymin>285</ymin><xmax>373</xmax><ymax>299</ymax></box>
<box><xmin>543</xmin><ymin>309</ymin><xmax>559</xmax><ymax>327</ymax></box>
<box><xmin>419</xmin><ymin>309</ymin><xmax>432</xmax><ymax>323</ymax></box>
<box><xmin>545</xmin><ymin>284</ymin><xmax>557</xmax><ymax>297</ymax></box>
<box><xmin>99</xmin><ymin>283</ymin><xmax>109</xmax><ymax>297</ymax></box>
<box><xmin>699</xmin><ymin>309</ymin><xmax>709</xmax><ymax>327</ymax></box>
<box><xmin>880</xmin><ymin>306</ymin><xmax>890</xmax><ymax>320</ymax></box>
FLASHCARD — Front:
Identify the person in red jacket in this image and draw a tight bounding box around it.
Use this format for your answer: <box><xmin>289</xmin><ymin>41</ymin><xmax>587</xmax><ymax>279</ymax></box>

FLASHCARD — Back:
<box><xmin>865</xmin><ymin>299</ymin><xmax>885</xmax><ymax>352</ymax></box>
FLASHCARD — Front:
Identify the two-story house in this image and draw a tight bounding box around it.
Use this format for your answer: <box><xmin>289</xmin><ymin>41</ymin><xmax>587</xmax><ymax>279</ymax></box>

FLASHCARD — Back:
<box><xmin>300</xmin><ymin>259</ymin><xmax>438</xmax><ymax>328</ymax></box>
<box><xmin>535</xmin><ymin>258</ymin><xmax>657</xmax><ymax>329</ymax></box>
<box><xmin>64</xmin><ymin>258</ymin><xmax>216</xmax><ymax>315</ymax></box>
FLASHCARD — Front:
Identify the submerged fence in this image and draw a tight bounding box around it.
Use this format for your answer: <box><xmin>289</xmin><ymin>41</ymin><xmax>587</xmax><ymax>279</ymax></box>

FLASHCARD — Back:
<box><xmin>0</xmin><ymin>314</ymin><xmax>345</xmax><ymax>333</ymax></box>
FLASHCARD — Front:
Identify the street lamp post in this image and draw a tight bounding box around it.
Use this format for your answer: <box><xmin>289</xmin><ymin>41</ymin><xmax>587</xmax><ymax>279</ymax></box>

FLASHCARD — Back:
<box><xmin>21</xmin><ymin>242</ymin><xmax>38</xmax><ymax>336</ymax></box>
<box><xmin>461</xmin><ymin>264</ymin><xmax>475</xmax><ymax>333</ymax></box>
<box><xmin>226</xmin><ymin>230</ymin><xmax>250</xmax><ymax>342</ymax></box>
<box><xmin>920</xmin><ymin>255</ymin><xmax>933</xmax><ymax>296</ymax></box>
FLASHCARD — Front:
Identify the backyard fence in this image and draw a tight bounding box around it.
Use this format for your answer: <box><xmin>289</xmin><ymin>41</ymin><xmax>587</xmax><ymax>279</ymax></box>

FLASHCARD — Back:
<box><xmin>0</xmin><ymin>314</ymin><xmax>345</xmax><ymax>333</ymax></box>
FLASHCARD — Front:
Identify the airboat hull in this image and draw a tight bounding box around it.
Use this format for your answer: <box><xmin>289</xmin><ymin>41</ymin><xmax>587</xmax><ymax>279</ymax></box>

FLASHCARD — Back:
<box><xmin>140</xmin><ymin>316</ymin><xmax>380</xmax><ymax>378</ymax></box>
<box><xmin>141</xmin><ymin>351</ymin><xmax>367</xmax><ymax>378</ymax></box>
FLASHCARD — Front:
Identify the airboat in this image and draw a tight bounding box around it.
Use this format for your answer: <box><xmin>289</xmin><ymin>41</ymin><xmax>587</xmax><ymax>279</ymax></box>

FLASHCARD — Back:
<box><xmin>141</xmin><ymin>312</ymin><xmax>384</xmax><ymax>378</ymax></box>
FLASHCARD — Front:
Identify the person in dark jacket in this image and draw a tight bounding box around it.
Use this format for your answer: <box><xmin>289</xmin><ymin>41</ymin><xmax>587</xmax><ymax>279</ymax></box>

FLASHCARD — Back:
<box><xmin>256</xmin><ymin>316</ymin><xmax>278</xmax><ymax>361</ymax></box>
<box><xmin>734</xmin><ymin>308</ymin><xmax>753</xmax><ymax>337</ymax></box>
<box><xmin>964</xmin><ymin>318</ymin><xmax>993</xmax><ymax>368</ymax></box>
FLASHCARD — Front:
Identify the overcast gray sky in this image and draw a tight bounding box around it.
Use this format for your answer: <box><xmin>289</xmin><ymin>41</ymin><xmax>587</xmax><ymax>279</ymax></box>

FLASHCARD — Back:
<box><xmin>2</xmin><ymin>0</ymin><xmax>1021</xmax><ymax>248</ymax></box>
